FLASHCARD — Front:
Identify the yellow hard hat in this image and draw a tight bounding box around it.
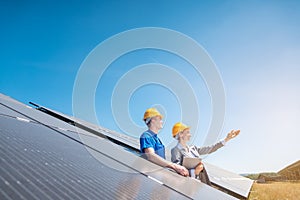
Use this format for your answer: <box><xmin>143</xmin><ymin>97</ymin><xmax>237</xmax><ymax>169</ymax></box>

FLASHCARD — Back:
<box><xmin>143</xmin><ymin>108</ymin><xmax>163</xmax><ymax>121</ymax></box>
<box><xmin>172</xmin><ymin>122</ymin><xmax>190</xmax><ymax>138</ymax></box>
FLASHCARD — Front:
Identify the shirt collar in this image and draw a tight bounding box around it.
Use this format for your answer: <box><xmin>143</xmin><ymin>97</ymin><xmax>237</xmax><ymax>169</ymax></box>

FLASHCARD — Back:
<box><xmin>147</xmin><ymin>129</ymin><xmax>157</xmax><ymax>137</ymax></box>
<box><xmin>176</xmin><ymin>142</ymin><xmax>186</xmax><ymax>150</ymax></box>
<box><xmin>177</xmin><ymin>142</ymin><xmax>190</xmax><ymax>151</ymax></box>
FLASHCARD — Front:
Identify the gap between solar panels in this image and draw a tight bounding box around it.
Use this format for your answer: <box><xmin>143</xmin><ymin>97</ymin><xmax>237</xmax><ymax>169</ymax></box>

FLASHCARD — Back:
<box><xmin>29</xmin><ymin>102</ymin><xmax>141</xmax><ymax>152</ymax></box>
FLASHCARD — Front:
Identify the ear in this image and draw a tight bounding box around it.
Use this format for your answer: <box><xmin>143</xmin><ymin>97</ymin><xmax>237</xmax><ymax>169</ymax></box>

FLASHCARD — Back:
<box><xmin>178</xmin><ymin>131</ymin><xmax>183</xmax><ymax>138</ymax></box>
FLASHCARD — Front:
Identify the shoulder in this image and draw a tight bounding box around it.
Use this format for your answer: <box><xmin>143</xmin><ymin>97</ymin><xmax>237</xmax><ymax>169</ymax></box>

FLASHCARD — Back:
<box><xmin>171</xmin><ymin>145</ymin><xmax>180</xmax><ymax>154</ymax></box>
<box><xmin>140</xmin><ymin>131</ymin><xmax>153</xmax><ymax>139</ymax></box>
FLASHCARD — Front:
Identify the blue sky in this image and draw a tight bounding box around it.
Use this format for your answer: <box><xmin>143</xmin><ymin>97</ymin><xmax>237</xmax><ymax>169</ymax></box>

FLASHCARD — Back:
<box><xmin>1</xmin><ymin>0</ymin><xmax>300</xmax><ymax>174</ymax></box>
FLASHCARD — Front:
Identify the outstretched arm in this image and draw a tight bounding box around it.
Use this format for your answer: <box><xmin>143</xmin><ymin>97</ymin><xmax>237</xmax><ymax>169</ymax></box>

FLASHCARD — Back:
<box><xmin>196</xmin><ymin>129</ymin><xmax>240</xmax><ymax>155</ymax></box>
<box><xmin>196</xmin><ymin>141</ymin><xmax>224</xmax><ymax>155</ymax></box>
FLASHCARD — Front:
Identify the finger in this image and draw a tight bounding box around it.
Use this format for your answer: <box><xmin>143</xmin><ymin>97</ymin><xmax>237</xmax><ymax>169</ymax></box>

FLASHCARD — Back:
<box><xmin>232</xmin><ymin>130</ymin><xmax>238</xmax><ymax>136</ymax></box>
<box><xmin>233</xmin><ymin>130</ymin><xmax>240</xmax><ymax>136</ymax></box>
<box><xmin>186</xmin><ymin>170</ymin><xmax>189</xmax><ymax>176</ymax></box>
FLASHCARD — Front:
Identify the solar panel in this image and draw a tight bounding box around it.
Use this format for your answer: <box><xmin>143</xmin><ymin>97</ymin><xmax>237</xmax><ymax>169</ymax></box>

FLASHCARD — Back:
<box><xmin>0</xmin><ymin>93</ymin><xmax>237</xmax><ymax>199</ymax></box>
<box><xmin>29</xmin><ymin>100</ymin><xmax>140</xmax><ymax>151</ymax></box>
<box><xmin>204</xmin><ymin>162</ymin><xmax>253</xmax><ymax>198</ymax></box>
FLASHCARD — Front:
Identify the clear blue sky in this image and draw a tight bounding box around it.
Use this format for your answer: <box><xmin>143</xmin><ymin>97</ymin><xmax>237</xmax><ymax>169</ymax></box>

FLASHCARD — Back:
<box><xmin>1</xmin><ymin>0</ymin><xmax>300</xmax><ymax>174</ymax></box>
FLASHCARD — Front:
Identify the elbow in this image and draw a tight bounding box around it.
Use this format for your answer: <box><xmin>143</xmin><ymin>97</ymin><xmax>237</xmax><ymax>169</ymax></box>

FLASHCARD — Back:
<box><xmin>145</xmin><ymin>152</ymin><xmax>156</xmax><ymax>162</ymax></box>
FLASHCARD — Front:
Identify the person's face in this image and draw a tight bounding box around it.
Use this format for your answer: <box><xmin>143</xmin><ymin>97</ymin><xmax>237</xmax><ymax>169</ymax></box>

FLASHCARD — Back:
<box><xmin>151</xmin><ymin>116</ymin><xmax>163</xmax><ymax>130</ymax></box>
<box><xmin>179</xmin><ymin>129</ymin><xmax>191</xmax><ymax>142</ymax></box>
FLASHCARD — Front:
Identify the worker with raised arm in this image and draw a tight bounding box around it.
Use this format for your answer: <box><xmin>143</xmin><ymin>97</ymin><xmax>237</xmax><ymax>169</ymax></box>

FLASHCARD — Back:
<box><xmin>171</xmin><ymin>122</ymin><xmax>240</xmax><ymax>185</ymax></box>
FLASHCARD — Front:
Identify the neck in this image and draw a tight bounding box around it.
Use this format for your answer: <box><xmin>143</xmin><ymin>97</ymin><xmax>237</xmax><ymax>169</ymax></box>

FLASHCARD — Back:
<box><xmin>149</xmin><ymin>126</ymin><xmax>159</xmax><ymax>134</ymax></box>
<box><xmin>179</xmin><ymin>140</ymin><xmax>187</xmax><ymax>147</ymax></box>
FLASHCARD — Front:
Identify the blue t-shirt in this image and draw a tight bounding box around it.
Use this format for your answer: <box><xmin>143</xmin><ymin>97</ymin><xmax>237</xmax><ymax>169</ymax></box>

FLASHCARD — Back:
<box><xmin>140</xmin><ymin>130</ymin><xmax>166</xmax><ymax>159</ymax></box>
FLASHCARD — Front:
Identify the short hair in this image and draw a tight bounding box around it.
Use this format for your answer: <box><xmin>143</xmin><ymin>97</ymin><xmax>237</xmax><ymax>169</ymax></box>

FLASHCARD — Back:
<box><xmin>175</xmin><ymin>132</ymin><xmax>180</xmax><ymax>140</ymax></box>
<box><xmin>144</xmin><ymin>117</ymin><xmax>152</xmax><ymax>127</ymax></box>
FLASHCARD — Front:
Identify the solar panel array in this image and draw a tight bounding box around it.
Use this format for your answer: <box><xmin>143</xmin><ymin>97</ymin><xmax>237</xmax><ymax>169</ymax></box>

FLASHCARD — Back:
<box><xmin>0</xmin><ymin>94</ymin><xmax>237</xmax><ymax>200</ymax></box>
<box><xmin>30</xmin><ymin>97</ymin><xmax>253</xmax><ymax>199</ymax></box>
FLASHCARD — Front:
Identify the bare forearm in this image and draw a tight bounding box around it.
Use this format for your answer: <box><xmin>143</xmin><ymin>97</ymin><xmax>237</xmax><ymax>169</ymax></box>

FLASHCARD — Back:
<box><xmin>145</xmin><ymin>153</ymin><xmax>175</xmax><ymax>169</ymax></box>
<box><xmin>145</xmin><ymin>152</ymin><xmax>189</xmax><ymax>176</ymax></box>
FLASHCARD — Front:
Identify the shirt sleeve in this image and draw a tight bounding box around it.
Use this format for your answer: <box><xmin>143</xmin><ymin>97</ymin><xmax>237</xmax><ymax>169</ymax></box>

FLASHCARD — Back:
<box><xmin>196</xmin><ymin>141</ymin><xmax>224</xmax><ymax>155</ymax></box>
<box><xmin>140</xmin><ymin>134</ymin><xmax>155</xmax><ymax>152</ymax></box>
<box><xmin>221</xmin><ymin>139</ymin><xmax>226</xmax><ymax>146</ymax></box>
<box><xmin>171</xmin><ymin>147</ymin><xmax>183</xmax><ymax>165</ymax></box>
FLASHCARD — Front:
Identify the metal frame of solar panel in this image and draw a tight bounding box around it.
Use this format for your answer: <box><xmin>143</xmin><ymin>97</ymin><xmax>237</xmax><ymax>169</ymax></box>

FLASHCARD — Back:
<box><xmin>0</xmin><ymin>94</ymin><xmax>237</xmax><ymax>200</ymax></box>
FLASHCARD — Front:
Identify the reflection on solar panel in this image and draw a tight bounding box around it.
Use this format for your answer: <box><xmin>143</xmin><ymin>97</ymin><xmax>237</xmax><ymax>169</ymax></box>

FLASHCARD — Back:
<box><xmin>0</xmin><ymin>93</ymin><xmax>238</xmax><ymax>200</ymax></box>
<box><xmin>204</xmin><ymin>162</ymin><xmax>253</xmax><ymax>198</ymax></box>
